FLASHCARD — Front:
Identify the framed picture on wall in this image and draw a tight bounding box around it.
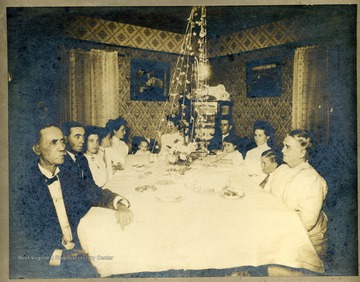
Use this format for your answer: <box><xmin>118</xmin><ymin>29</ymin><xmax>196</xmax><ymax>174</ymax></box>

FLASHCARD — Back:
<box><xmin>130</xmin><ymin>58</ymin><xmax>171</xmax><ymax>101</ymax></box>
<box><xmin>246</xmin><ymin>57</ymin><xmax>282</xmax><ymax>98</ymax></box>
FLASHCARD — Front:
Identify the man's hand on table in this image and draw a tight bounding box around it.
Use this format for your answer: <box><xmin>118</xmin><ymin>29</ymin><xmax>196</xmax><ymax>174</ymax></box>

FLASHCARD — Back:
<box><xmin>115</xmin><ymin>203</ymin><xmax>134</xmax><ymax>230</ymax></box>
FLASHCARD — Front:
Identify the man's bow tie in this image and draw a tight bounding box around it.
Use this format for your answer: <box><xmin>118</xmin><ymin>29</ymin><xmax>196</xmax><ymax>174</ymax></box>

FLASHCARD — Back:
<box><xmin>44</xmin><ymin>175</ymin><xmax>58</xmax><ymax>185</ymax></box>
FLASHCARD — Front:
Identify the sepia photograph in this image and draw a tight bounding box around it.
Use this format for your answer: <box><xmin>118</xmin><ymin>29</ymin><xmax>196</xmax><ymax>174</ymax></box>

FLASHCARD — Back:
<box><xmin>1</xmin><ymin>0</ymin><xmax>358</xmax><ymax>280</ymax></box>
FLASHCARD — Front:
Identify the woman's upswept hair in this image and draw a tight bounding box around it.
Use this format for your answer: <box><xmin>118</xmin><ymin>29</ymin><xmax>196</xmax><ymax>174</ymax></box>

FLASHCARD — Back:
<box><xmin>288</xmin><ymin>129</ymin><xmax>312</xmax><ymax>160</ymax></box>
<box><xmin>253</xmin><ymin>120</ymin><xmax>275</xmax><ymax>137</ymax></box>
<box><xmin>97</xmin><ymin>127</ymin><xmax>110</xmax><ymax>142</ymax></box>
<box><xmin>83</xmin><ymin>126</ymin><xmax>100</xmax><ymax>152</ymax></box>
<box><xmin>253</xmin><ymin>120</ymin><xmax>276</xmax><ymax>148</ymax></box>
<box><xmin>105</xmin><ymin>117</ymin><xmax>127</xmax><ymax>139</ymax></box>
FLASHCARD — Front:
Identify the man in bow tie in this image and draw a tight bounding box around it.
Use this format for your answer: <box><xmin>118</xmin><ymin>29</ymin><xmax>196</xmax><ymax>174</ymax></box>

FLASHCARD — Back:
<box><xmin>11</xmin><ymin>125</ymin><xmax>133</xmax><ymax>278</ymax></box>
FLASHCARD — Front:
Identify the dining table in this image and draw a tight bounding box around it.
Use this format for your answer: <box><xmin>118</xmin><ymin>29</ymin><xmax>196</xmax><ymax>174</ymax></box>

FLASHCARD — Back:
<box><xmin>77</xmin><ymin>154</ymin><xmax>324</xmax><ymax>277</ymax></box>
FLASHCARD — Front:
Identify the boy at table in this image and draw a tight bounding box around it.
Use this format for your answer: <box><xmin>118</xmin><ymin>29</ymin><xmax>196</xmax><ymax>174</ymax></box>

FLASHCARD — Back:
<box><xmin>10</xmin><ymin>124</ymin><xmax>134</xmax><ymax>278</ymax></box>
<box><xmin>259</xmin><ymin>149</ymin><xmax>282</xmax><ymax>190</ymax></box>
<box><xmin>214</xmin><ymin>135</ymin><xmax>244</xmax><ymax>166</ymax></box>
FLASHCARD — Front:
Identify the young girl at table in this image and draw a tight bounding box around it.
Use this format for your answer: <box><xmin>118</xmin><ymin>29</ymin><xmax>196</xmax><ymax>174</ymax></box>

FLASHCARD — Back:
<box><xmin>214</xmin><ymin>135</ymin><xmax>244</xmax><ymax>166</ymax></box>
<box><xmin>104</xmin><ymin>116</ymin><xmax>129</xmax><ymax>178</ymax></box>
<box><xmin>159</xmin><ymin>114</ymin><xmax>184</xmax><ymax>157</ymax></box>
<box><xmin>84</xmin><ymin>126</ymin><xmax>108</xmax><ymax>188</ymax></box>
<box><xmin>135</xmin><ymin>138</ymin><xmax>150</xmax><ymax>156</ymax></box>
<box><xmin>243</xmin><ymin>120</ymin><xmax>275</xmax><ymax>185</ymax></box>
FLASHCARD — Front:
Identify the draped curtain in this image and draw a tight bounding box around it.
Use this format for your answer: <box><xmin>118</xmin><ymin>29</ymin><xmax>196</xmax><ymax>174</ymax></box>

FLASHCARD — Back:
<box><xmin>61</xmin><ymin>49</ymin><xmax>119</xmax><ymax>127</ymax></box>
<box><xmin>292</xmin><ymin>46</ymin><xmax>332</xmax><ymax>145</ymax></box>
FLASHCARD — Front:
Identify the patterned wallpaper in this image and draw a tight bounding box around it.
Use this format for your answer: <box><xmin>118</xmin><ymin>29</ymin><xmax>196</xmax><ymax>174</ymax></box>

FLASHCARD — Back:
<box><xmin>116</xmin><ymin>49</ymin><xmax>179</xmax><ymax>144</ymax></box>
<box><xmin>63</xmin><ymin>15</ymin><xmax>313</xmax><ymax>146</ymax></box>
<box><xmin>208</xmin><ymin>17</ymin><xmax>328</xmax><ymax>58</ymax></box>
<box><xmin>210</xmin><ymin>48</ymin><xmax>294</xmax><ymax>146</ymax></box>
<box><xmin>65</xmin><ymin>15</ymin><xmax>312</xmax><ymax>57</ymax></box>
<box><xmin>65</xmin><ymin>15</ymin><xmax>185</xmax><ymax>54</ymax></box>
<box><xmin>208</xmin><ymin>19</ymin><xmax>305</xmax><ymax>57</ymax></box>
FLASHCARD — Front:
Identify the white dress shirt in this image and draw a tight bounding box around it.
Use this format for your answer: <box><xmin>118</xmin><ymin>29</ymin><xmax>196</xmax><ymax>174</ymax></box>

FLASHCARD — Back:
<box><xmin>243</xmin><ymin>143</ymin><xmax>270</xmax><ymax>184</ymax></box>
<box><xmin>135</xmin><ymin>150</ymin><xmax>150</xmax><ymax>156</ymax></box>
<box><xmin>84</xmin><ymin>153</ymin><xmax>108</xmax><ymax>187</ymax></box>
<box><xmin>97</xmin><ymin>146</ymin><xmax>106</xmax><ymax>162</ymax></box>
<box><xmin>221</xmin><ymin>150</ymin><xmax>244</xmax><ymax>166</ymax></box>
<box><xmin>105</xmin><ymin>136</ymin><xmax>129</xmax><ymax>179</ymax></box>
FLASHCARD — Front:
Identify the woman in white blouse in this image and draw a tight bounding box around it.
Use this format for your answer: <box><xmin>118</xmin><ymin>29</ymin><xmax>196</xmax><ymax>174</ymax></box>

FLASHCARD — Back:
<box><xmin>243</xmin><ymin>121</ymin><xmax>275</xmax><ymax>184</ymax></box>
<box><xmin>104</xmin><ymin>117</ymin><xmax>129</xmax><ymax>178</ymax></box>
<box><xmin>83</xmin><ymin>126</ymin><xmax>108</xmax><ymax>187</ymax></box>
<box><xmin>268</xmin><ymin>130</ymin><xmax>328</xmax><ymax>258</ymax></box>
<box><xmin>159</xmin><ymin>114</ymin><xmax>183</xmax><ymax>156</ymax></box>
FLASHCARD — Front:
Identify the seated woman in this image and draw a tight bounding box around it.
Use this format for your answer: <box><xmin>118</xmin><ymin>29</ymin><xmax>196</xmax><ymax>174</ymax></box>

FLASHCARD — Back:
<box><xmin>83</xmin><ymin>126</ymin><xmax>108</xmax><ymax>188</ymax></box>
<box><xmin>104</xmin><ymin>117</ymin><xmax>129</xmax><ymax>178</ymax></box>
<box><xmin>214</xmin><ymin>135</ymin><xmax>244</xmax><ymax>166</ymax></box>
<box><xmin>268</xmin><ymin>130</ymin><xmax>328</xmax><ymax>259</ymax></box>
<box><xmin>243</xmin><ymin>120</ymin><xmax>275</xmax><ymax>184</ymax></box>
<box><xmin>159</xmin><ymin>114</ymin><xmax>184</xmax><ymax>156</ymax></box>
<box><xmin>259</xmin><ymin>149</ymin><xmax>282</xmax><ymax>191</ymax></box>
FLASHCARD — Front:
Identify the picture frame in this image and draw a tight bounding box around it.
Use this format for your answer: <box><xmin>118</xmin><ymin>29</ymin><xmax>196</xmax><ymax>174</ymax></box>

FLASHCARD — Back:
<box><xmin>130</xmin><ymin>58</ymin><xmax>171</xmax><ymax>101</ymax></box>
<box><xmin>246</xmin><ymin>57</ymin><xmax>282</xmax><ymax>98</ymax></box>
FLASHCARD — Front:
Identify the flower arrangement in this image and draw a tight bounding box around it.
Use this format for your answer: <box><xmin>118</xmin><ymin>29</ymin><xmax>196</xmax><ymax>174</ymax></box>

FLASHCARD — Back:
<box><xmin>167</xmin><ymin>140</ymin><xmax>198</xmax><ymax>165</ymax></box>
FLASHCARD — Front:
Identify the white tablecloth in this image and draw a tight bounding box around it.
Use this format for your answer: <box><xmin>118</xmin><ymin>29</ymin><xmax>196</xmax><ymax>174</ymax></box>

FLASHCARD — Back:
<box><xmin>77</xmin><ymin>155</ymin><xmax>324</xmax><ymax>277</ymax></box>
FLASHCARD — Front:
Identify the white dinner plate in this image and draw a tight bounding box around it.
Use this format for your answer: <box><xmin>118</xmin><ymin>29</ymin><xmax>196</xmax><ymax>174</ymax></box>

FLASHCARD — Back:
<box><xmin>132</xmin><ymin>164</ymin><xmax>149</xmax><ymax>172</ymax></box>
<box><xmin>219</xmin><ymin>190</ymin><xmax>245</xmax><ymax>200</ymax></box>
<box><xmin>156</xmin><ymin>179</ymin><xmax>175</xmax><ymax>185</ymax></box>
<box><xmin>135</xmin><ymin>185</ymin><xmax>157</xmax><ymax>192</ymax></box>
<box><xmin>156</xmin><ymin>195</ymin><xmax>183</xmax><ymax>202</ymax></box>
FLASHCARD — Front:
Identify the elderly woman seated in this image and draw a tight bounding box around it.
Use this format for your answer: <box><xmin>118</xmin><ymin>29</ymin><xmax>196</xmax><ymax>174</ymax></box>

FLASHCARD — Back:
<box><xmin>267</xmin><ymin>130</ymin><xmax>328</xmax><ymax>260</ymax></box>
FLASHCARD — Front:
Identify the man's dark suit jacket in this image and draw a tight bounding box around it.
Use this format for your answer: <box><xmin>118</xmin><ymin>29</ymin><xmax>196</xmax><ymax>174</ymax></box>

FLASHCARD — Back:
<box><xmin>10</xmin><ymin>157</ymin><xmax>118</xmax><ymax>278</ymax></box>
<box><xmin>207</xmin><ymin>131</ymin><xmax>224</xmax><ymax>152</ymax></box>
<box><xmin>61</xmin><ymin>151</ymin><xmax>97</xmax><ymax>187</ymax></box>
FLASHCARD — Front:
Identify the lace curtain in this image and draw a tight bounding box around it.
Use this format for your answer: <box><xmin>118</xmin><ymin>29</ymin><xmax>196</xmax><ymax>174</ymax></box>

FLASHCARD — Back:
<box><xmin>292</xmin><ymin>46</ymin><xmax>332</xmax><ymax>145</ymax></box>
<box><xmin>60</xmin><ymin>48</ymin><xmax>119</xmax><ymax>127</ymax></box>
